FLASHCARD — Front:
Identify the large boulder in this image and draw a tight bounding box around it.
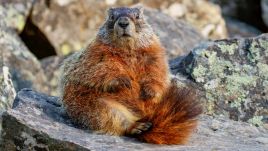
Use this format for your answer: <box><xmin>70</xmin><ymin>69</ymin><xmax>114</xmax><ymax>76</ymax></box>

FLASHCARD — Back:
<box><xmin>173</xmin><ymin>34</ymin><xmax>268</xmax><ymax>127</ymax></box>
<box><xmin>0</xmin><ymin>89</ymin><xmax>267</xmax><ymax>150</ymax></box>
<box><xmin>0</xmin><ymin>5</ymin><xmax>49</xmax><ymax>93</ymax></box>
<box><xmin>30</xmin><ymin>1</ymin><xmax>211</xmax><ymax>57</ymax></box>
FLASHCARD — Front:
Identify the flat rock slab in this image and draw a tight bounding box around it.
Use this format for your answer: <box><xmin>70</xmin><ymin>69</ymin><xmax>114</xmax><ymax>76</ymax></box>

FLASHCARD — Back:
<box><xmin>1</xmin><ymin>89</ymin><xmax>267</xmax><ymax>151</ymax></box>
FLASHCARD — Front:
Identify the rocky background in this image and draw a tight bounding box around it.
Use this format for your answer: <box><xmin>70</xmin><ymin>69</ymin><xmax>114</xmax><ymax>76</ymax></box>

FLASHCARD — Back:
<box><xmin>0</xmin><ymin>0</ymin><xmax>268</xmax><ymax>150</ymax></box>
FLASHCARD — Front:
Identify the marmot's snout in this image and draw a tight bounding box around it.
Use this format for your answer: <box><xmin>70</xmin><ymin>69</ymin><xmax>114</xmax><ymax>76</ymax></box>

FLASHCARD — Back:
<box><xmin>118</xmin><ymin>17</ymin><xmax>129</xmax><ymax>29</ymax></box>
<box><xmin>115</xmin><ymin>16</ymin><xmax>135</xmax><ymax>37</ymax></box>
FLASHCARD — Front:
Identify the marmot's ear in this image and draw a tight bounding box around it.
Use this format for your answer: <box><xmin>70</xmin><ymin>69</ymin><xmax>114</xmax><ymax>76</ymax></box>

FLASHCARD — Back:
<box><xmin>132</xmin><ymin>4</ymin><xmax>144</xmax><ymax>14</ymax></box>
<box><xmin>107</xmin><ymin>7</ymin><xmax>115</xmax><ymax>15</ymax></box>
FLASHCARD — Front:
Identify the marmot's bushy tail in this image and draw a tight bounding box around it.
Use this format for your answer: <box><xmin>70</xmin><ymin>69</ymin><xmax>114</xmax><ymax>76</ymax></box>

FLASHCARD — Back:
<box><xmin>137</xmin><ymin>85</ymin><xmax>203</xmax><ymax>144</ymax></box>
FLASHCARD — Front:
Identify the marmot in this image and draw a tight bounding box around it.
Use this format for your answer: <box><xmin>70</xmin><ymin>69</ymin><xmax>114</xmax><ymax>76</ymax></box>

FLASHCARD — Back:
<box><xmin>59</xmin><ymin>6</ymin><xmax>202</xmax><ymax>144</ymax></box>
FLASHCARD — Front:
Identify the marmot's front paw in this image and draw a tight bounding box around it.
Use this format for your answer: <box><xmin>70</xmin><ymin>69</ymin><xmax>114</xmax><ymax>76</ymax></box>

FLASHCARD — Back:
<box><xmin>127</xmin><ymin>122</ymin><xmax>152</xmax><ymax>135</ymax></box>
<box><xmin>104</xmin><ymin>76</ymin><xmax>131</xmax><ymax>93</ymax></box>
<box><xmin>140</xmin><ymin>85</ymin><xmax>157</xmax><ymax>100</ymax></box>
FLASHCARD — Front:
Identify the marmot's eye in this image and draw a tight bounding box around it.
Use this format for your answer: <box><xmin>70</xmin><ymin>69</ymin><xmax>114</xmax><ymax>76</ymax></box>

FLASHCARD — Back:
<box><xmin>109</xmin><ymin>14</ymin><xmax>115</xmax><ymax>20</ymax></box>
<box><xmin>136</xmin><ymin>13</ymin><xmax>140</xmax><ymax>19</ymax></box>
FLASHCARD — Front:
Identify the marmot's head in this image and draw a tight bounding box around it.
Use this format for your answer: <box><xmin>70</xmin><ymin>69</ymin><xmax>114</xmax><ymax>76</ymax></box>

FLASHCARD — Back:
<box><xmin>98</xmin><ymin>6</ymin><xmax>157</xmax><ymax>49</ymax></box>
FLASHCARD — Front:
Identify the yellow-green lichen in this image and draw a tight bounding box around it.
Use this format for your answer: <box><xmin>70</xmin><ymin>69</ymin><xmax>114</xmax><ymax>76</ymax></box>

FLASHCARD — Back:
<box><xmin>218</xmin><ymin>42</ymin><xmax>238</xmax><ymax>55</ymax></box>
<box><xmin>258</xmin><ymin>39</ymin><xmax>268</xmax><ymax>56</ymax></box>
<box><xmin>5</xmin><ymin>5</ymin><xmax>26</xmax><ymax>32</ymax></box>
<box><xmin>248</xmin><ymin>41</ymin><xmax>261</xmax><ymax>63</ymax></box>
<box><xmin>187</xmin><ymin>38</ymin><xmax>268</xmax><ymax>125</ymax></box>
<box><xmin>210</xmin><ymin>58</ymin><xmax>233</xmax><ymax>78</ymax></box>
<box><xmin>225</xmin><ymin>74</ymin><xmax>257</xmax><ymax>100</ymax></box>
<box><xmin>201</xmin><ymin>50</ymin><xmax>217</xmax><ymax>64</ymax></box>
<box><xmin>242</xmin><ymin>64</ymin><xmax>255</xmax><ymax>73</ymax></box>
<box><xmin>248</xmin><ymin>116</ymin><xmax>263</xmax><ymax>127</ymax></box>
<box><xmin>230</xmin><ymin>97</ymin><xmax>244</xmax><ymax>108</ymax></box>
<box><xmin>61</xmin><ymin>43</ymin><xmax>72</xmax><ymax>55</ymax></box>
<box><xmin>205</xmin><ymin>92</ymin><xmax>216</xmax><ymax>115</ymax></box>
<box><xmin>257</xmin><ymin>63</ymin><xmax>268</xmax><ymax>79</ymax></box>
<box><xmin>191</xmin><ymin>65</ymin><xmax>207</xmax><ymax>82</ymax></box>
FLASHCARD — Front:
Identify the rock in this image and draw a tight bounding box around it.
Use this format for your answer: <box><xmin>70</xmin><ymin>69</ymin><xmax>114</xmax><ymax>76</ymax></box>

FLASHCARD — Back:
<box><xmin>1</xmin><ymin>89</ymin><xmax>267</xmax><ymax>150</ymax></box>
<box><xmin>30</xmin><ymin>1</ymin><xmax>208</xmax><ymax>57</ymax></box>
<box><xmin>0</xmin><ymin>57</ymin><xmax>16</xmax><ymax>136</ymax></box>
<box><xmin>0</xmin><ymin>0</ymin><xmax>35</xmax><ymax>33</ymax></box>
<box><xmin>41</xmin><ymin>56</ymin><xmax>65</xmax><ymax>96</ymax></box>
<box><xmin>0</xmin><ymin>11</ymin><xmax>49</xmax><ymax>93</ymax></box>
<box><xmin>210</xmin><ymin>0</ymin><xmax>268</xmax><ymax>31</ymax></box>
<box><xmin>262</xmin><ymin>0</ymin><xmax>268</xmax><ymax>27</ymax></box>
<box><xmin>225</xmin><ymin>17</ymin><xmax>262</xmax><ymax>38</ymax></box>
<box><xmin>140</xmin><ymin>0</ymin><xmax>228</xmax><ymax>39</ymax></box>
<box><xmin>174</xmin><ymin>34</ymin><xmax>268</xmax><ymax>126</ymax></box>
<box><xmin>144</xmin><ymin>8</ymin><xmax>204</xmax><ymax>58</ymax></box>
<box><xmin>0</xmin><ymin>56</ymin><xmax>16</xmax><ymax>114</ymax></box>
<box><xmin>159</xmin><ymin>0</ymin><xmax>228</xmax><ymax>39</ymax></box>
<box><xmin>256</xmin><ymin>137</ymin><xmax>268</xmax><ymax>144</ymax></box>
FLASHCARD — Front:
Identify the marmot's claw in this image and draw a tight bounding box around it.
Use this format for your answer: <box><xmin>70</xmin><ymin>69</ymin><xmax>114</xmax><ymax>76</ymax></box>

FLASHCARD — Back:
<box><xmin>129</xmin><ymin>122</ymin><xmax>152</xmax><ymax>135</ymax></box>
<box><xmin>105</xmin><ymin>76</ymin><xmax>131</xmax><ymax>93</ymax></box>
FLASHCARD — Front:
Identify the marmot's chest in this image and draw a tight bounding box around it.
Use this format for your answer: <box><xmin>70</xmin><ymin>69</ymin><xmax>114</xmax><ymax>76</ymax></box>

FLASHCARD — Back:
<box><xmin>122</xmin><ymin>53</ymin><xmax>156</xmax><ymax>76</ymax></box>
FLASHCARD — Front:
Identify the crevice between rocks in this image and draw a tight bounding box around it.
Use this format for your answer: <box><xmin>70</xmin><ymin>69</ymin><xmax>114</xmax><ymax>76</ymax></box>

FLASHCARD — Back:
<box><xmin>19</xmin><ymin>16</ymin><xmax>57</xmax><ymax>59</ymax></box>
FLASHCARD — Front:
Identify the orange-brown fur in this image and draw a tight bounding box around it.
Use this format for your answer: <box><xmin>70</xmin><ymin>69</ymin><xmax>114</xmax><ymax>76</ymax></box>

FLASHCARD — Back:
<box><xmin>61</xmin><ymin>7</ymin><xmax>202</xmax><ymax>144</ymax></box>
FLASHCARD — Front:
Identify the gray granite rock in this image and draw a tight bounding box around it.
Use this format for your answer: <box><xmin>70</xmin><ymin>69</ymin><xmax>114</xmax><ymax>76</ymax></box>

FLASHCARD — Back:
<box><xmin>173</xmin><ymin>34</ymin><xmax>268</xmax><ymax>127</ymax></box>
<box><xmin>0</xmin><ymin>11</ymin><xmax>49</xmax><ymax>93</ymax></box>
<box><xmin>0</xmin><ymin>89</ymin><xmax>267</xmax><ymax>151</ymax></box>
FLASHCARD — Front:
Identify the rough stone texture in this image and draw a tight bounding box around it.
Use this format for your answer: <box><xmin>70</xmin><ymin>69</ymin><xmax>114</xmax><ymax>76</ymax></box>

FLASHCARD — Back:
<box><xmin>0</xmin><ymin>55</ymin><xmax>16</xmax><ymax>114</ymax></box>
<box><xmin>0</xmin><ymin>55</ymin><xmax>16</xmax><ymax>136</ymax></box>
<box><xmin>150</xmin><ymin>0</ymin><xmax>228</xmax><ymax>39</ymax></box>
<box><xmin>0</xmin><ymin>9</ymin><xmax>49</xmax><ymax>93</ymax></box>
<box><xmin>0</xmin><ymin>0</ymin><xmax>35</xmax><ymax>33</ymax></box>
<box><xmin>225</xmin><ymin>17</ymin><xmax>262</xmax><ymax>38</ymax></box>
<box><xmin>1</xmin><ymin>89</ymin><xmax>267</xmax><ymax>151</ymax></box>
<box><xmin>31</xmin><ymin>0</ymin><xmax>214</xmax><ymax>57</ymax></box>
<box><xmin>41</xmin><ymin>56</ymin><xmax>65</xmax><ymax>96</ymax></box>
<box><xmin>144</xmin><ymin>8</ymin><xmax>204</xmax><ymax>58</ymax></box>
<box><xmin>174</xmin><ymin>34</ymin><xmax>268</xmax><ymax>127</ymax></box>
<box><xmin>262</xmin><ymin>0</ymin><xmax>268</xmax><ymax>27</ymax></box>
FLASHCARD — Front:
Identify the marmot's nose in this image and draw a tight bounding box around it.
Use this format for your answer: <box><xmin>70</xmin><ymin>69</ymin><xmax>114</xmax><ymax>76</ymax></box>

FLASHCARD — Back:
<box><xmin>118</xmin><ymin>17</ymin><xmax>129</xmax><ymax>29</ymax></box>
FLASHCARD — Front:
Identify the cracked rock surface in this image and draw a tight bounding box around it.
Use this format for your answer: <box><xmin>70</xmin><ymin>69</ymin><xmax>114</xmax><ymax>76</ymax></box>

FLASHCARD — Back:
<box><xmin>0</xmin><ymin>89</ymin><xmax>267</xmax><ymax>151</ymax></box>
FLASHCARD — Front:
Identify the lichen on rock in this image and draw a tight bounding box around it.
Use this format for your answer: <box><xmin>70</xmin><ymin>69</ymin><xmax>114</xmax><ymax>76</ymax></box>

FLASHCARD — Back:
<box><xmin>177</xmin><ymin>34</ymin><xmax>268</xmax><ymax>126</ymax></box>
<box><xmin>0</xmin><ymin>0</ymin><xmax>34</xmax><ymax>33</ymax></box>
